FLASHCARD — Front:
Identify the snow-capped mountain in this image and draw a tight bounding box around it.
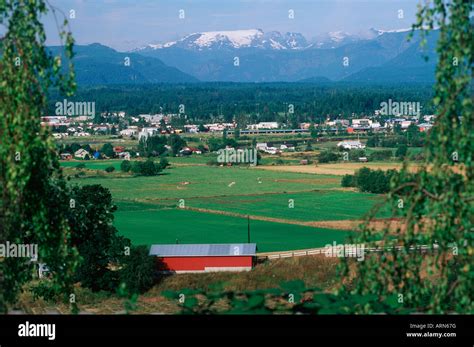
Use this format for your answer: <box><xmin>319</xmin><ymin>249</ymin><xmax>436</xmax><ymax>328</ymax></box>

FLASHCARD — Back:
<box><xmin>139</xmin><ymin>28</ymin><xmax>417</xmax><ymax>52</ymax></box>
<box><xmin>141</xmin><ymin>29</ymin><xmax>309</xmax><ymax>51</ymax></box>
<box><xmin>261</xmin><ymin>31</ymin><xmax>309</xmax><ymax>50</ymax></box>
<box><xmin>364</xmin><ymin>27</ymin><xmax>413</xmax><ymax>38</ymax></box>
<box><xmin>311</xmin><ymin>31</ymin><xmax>364</xmax><ymax>48</ymax></box>
<box><xmin>132</xmin><ymin>26</ymin><xmax>437</xmax><ymax>83</ymax></box>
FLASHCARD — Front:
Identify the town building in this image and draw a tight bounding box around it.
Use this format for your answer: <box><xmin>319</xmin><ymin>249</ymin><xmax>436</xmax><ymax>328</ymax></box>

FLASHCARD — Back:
<box><xmin>337</xmin><ymin>140</ymin><xmax>366</xmax><ymax>150</ymax></box>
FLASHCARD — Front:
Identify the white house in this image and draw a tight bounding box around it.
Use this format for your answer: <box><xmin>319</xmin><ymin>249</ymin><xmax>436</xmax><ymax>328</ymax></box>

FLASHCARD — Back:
<box><xmin>74</xmin><ymin>148</ymin><xmax>90</xmax><ymax>159</ymax></box>
<box><xmin>352</xmin><ymin>119</ymin><xmax>372</xmax><ymax>128</ymax></box>
<box><xmin>401</xmin><ymin>120</ymin><xmax>413</xmax><ymax>129</ymax></box>
<box><xmin>247</xmin><ymin>122</ymin><xmax>279</xmax><ymax>130</ymax></box>
<box><xmin>337</xmin><ymin>140</ymin><xmax>366</xmax><ymax>150</ymax></box>
<box><xmin>118</xmin><ymin>152</ymin><xmax>131</xmax><ymax>160</ymax></box>
<box><xmin>138</xmin><ymin>127</ymin><xmax>159</xmax><ymax>140</ymax></box>
<box><xmin>120</xmin><ymin>128</ymin><xmax>138</xmax><ymax>137</ymax></box>
<box><xmin>184</xmin><ymin>125</ymin><xmax>199</xmax><ymax>133</ymax></box>
<box><xmin>139</xmin><ymin>114</ymin><xmax>165</xmax><ymax>124</ymax></box>
<box><xmin>370</xmin><ymin>122</ymin><xmax>382</xmax><ymax>130</ymax></box>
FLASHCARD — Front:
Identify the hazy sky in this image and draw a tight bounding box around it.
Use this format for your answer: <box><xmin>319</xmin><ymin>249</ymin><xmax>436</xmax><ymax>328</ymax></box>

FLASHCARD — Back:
<box><xmin>43</xmin><ymin>0</ymin><xmax>421</xmax><ymax>51</ymax></box>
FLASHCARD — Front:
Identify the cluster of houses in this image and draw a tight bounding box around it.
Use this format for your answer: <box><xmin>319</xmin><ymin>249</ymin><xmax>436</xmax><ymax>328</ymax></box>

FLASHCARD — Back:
<box><xmin>42</xmin><ymin>115</ymin><xmax>117</xmax><ymax>138</ymax></box>
<box><xmin>43</xmin><ymin>110</ymin><xmax>435</xmax><ymax>140</ymax></box>
<box><xmin>303</xmin><ymin>115</ymin><xmax>434</xmax><ymax>134</ymax></box>
<box><xmin>256</xmin><ymin>142</ymin><xmax>295</xmax><ymax>155</ymax></box>
<box><xmin>61</xmin><ymin>146</ymin><xmax>131</xmax><ymax>161</ymax></box>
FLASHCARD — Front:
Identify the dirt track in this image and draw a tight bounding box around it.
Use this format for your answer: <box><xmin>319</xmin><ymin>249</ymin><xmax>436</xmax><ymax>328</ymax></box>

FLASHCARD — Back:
<box><xmin>254</xmin><ymin>162</ymin><xmax>419</xmax><ymax>176</ymax></box>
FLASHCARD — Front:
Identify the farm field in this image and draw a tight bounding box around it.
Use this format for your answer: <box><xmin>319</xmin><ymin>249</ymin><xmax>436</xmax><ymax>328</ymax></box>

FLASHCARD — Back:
<box><xmin>62</xmin><ymin>160</ymin><xmax>388</xmax><ymax>252</ymax></box>
<box><xmin>60</xmin><ymin>160</ymin><xmax>122</xmax><ymax>170</ymax></box>
<box><xmin>184</xmin><ymin>190</ymin><xmax>390</xmax><ymax>222</ymax></box>
<box><xmin>113</xmin><ymin>202</ymin><xmax>351</xmax><ymax>252</ymax></box>
<box><xmin>255</xmin><ymin>161</ymin><xmax>419</xmax><ymax>175</ymax></box>
<box><xmin>71</xmin><ymin>165</ymin><xmax>341</xmax><ymax>200</ymax></box>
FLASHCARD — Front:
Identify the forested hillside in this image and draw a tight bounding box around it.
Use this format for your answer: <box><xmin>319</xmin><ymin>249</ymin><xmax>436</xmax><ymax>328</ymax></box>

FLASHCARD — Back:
<box><xmin>47</xmin><ymin>82</ymin><xmax>435</xmax><ymax>122</ymax></box>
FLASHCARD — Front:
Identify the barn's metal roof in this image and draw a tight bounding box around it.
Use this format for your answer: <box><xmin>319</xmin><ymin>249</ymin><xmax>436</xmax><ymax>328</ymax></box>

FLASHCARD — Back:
<box><xmin>149</xmin><ymin>243</ymin><xmax>257</xmax><ymax>257</ymax></box>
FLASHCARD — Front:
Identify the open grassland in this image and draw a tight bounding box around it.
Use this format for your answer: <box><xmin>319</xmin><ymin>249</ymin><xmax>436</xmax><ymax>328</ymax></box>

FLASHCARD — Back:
<box><xmin>183</xmin><ymin>190</ymin><xmax>389</xmax><ymax>222</ymax></box>
<box><xmin>71</xmin><ymin>165</ymin><xmax>341</xmax><ymax>200</ymax></box>
<box><xmin>113</xmin><ymin>202</ymin><xmax>351</xmax><ymax>252</ymax></box>
<box><xmin>62</xmin><ymin>160</ymin><xmax>389</xmax><ymax>252</ymax></box>
<box><xmin>60</xmin><ymin>159</ymin><xmax>122</xmax><ymax>170</ymax></box>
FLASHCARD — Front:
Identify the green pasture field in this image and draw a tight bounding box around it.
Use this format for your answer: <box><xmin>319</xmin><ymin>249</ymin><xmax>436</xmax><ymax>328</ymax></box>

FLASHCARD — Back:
<box><xmin>60</xmin><ymin>160</ymin><xmax>122</xmax><ymax>170</ymax></box>
<box><xmin>70</xmin><ymin>165</ymin><xmax>341</xmax><ymax>200</ymax></box>
<box><xmin>184</xmin><ymin>190</ymin><xmax>389</xmax><ymax>222</ymax></box>
<box><xmin>113</xmin><ymin>202</ymin><xmax>351</xmax><ymax>252</ymax></box>
<box><xmin>60</xmin><ymin>161</ymin><xmax>388</xmax><ymax>252</ymax></box>
<box><xmin>166</xmin><ymin>155</ymin><xmax>216</xmax><ymax>165</ymax></box>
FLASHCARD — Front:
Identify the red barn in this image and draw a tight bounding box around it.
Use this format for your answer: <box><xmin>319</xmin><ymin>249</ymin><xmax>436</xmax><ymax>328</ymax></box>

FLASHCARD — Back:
<box><xmin>149</xmin><ymin>243</ymin><xmax>256</xmax><ymax>273</ymax></box>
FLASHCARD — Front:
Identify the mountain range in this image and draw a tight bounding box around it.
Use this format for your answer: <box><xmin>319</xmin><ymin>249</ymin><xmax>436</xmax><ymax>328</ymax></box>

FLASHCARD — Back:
<box><xmin>48</xmin><ymin>43</ymin><xmax>198</xmax><ymax>85</ymax></box>
<box><xmin>51</xmin><ymin>28</ymin><xmax>438</xmax><ymax>85</ymax></box>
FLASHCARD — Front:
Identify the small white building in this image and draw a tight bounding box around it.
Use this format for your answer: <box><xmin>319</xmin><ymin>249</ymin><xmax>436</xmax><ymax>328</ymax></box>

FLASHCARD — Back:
<box><xmin>74</xmin><ymin>148</ymin><xmax>90</xmax><ymax>159</ymax></box>
<box><xmin>120</xmin><ymin>128</ymin><xmax>138</xmax><ymax>137</ymax></box>
<box><xmin>352</xmin><ymin>119</ymin><xmax>372</xmax><ymax>128</ymax></box>
<box><xmin>337</xmin><ymin>140</ymin><xmax>366</xmax><ymax>150</ymax></box>
<box><xmin>401</xmin><ymin>120</ymin><xmax>413</xmax><ymax>129</ymax></box>
<box><xmin>247</xmin><ymin>122</ymin><xmax>279</xmax><ymax>130</ymax></box>
<box><xmin>118</xmin><ymin>152</ymin><xmax>131</xmax><ymax>160</ymax></box>
<box><xmin>370</xmin><ymin>122</ymin><xmax>381</xmax><ymax>129</ymax></box>
<box><xmin>138</xmin><ymin>127</ymin><xmax>159</xmax><ymax>140</ymax></box>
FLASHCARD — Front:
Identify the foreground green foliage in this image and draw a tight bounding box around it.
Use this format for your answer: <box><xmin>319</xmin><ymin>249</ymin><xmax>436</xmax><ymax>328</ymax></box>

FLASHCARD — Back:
<box><xmin>68</xmin><ymin>185</ymin><xmax>130</xmax><ymax>292</ymax></box>
<box><xmin>340</xmin><ymin>0</ymin><xmax>473</xmax><ymax>313</ymax></box>
<box><xmin>119</xmin><ymin>246</ymin><xmax>156</xmax><ymax>294</ymax></box>
<box><xmin>0</xmin><ymin>0</ymin><xmax>79</xmax><ymax>312</ymax></box>
<box><xmin>162</xmin><ymin>279</ymin><xmax>412</xmax><ymax>315</ymax></box>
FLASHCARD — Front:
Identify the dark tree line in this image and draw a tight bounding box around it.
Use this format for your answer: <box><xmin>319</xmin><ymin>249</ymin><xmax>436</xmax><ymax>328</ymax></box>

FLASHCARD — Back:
<box><xmin>341</xmin><ymin>167</ymin><xmax>397</xmax><ymax>194</ymax></box>
<box><xmin>47</xmin><ymin>83</ymin><xmax>435</xmax><ymax>123</ymax></box>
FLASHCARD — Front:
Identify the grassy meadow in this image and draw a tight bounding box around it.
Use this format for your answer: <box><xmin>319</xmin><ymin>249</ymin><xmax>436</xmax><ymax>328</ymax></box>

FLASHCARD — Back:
<box><xmin>113</xmin><ymin>202</ymin><xmax>351</xmax><ymax>252</ymax></box>
<box><xmin>61</xmin><ymin>157</ymin><xmax>388</xmax><ymax>252</ymax></box>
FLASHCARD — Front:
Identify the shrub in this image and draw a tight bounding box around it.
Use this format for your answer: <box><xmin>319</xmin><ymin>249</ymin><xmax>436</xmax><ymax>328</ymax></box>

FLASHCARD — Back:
<box><xmin>101</xmin><ymin>143</ymin><xmax>115</xmax><ymax>158</ymax></box>
<box><xmin>158</xmin><ymin>157</ymin><xmax>169</xmax><ymax>170</ymax></box>
<box><xmin>119</xmin><ymin>246</ymin><xmax>155</xmax><ymax>294</ymax></box>
<box><xmin>369</xmin><ymin>149</ymin><xmax>393</xmax><ymax>161</ymax></box>
<box><xmin>395</xmin><ymin>144</ymin><xmax>408</xmax><ymax>159</ymax></box>
<box><xmin>120</xmin><ymin>160</ymin><xmax>132</xmax><ymax>172</ymax></box>
<box><xmin>317</xmin><ymin>151</ymin><xmax>339</xmax><ymax>163</ymax></box>
<box><xmin>348</xmin><ymin>149</ymin><xmax>366</xmax><ymax>161</ymax></box>
<box><xmin>105</xmin><ymin>166</ymin><xmax>115</xmax><ymax>173</ymax></box>
<box><xmin>131</xmin><ymin>159</ymin><xmax>162</xmax><ymax>176</ymax></box>
<box><xmin>275</xmin><ymin>159</ymin><xmax>285</xmax><ymax>165</ymax></box>
<box><xmin>341</xmin><ymin>174</ymin><xmax>355</xmax><ymax>187</ymax></box>
<box><xmin>342</xmin><ymin>168</ymin><xmax>397</xmax><ymax>194</ymax></box>
<box><xmin>140</xmin><ymin>159</ymin><xmax>159</xmax><ymax>176</ymax></box>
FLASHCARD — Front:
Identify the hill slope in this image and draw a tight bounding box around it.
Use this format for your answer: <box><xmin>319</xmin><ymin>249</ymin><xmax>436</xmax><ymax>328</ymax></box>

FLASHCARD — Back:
<box><xmin>49</xmin><ymin>43</ymin><xmax>198</xmax><ymax>85</ymax></box>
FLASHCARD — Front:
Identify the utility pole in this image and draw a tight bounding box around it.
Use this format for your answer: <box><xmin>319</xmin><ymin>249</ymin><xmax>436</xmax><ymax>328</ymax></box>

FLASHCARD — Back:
<box><xmin>247</xmin><ymin>215</ymin><xmax>251</xmax><ymax>243</ymax></box>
